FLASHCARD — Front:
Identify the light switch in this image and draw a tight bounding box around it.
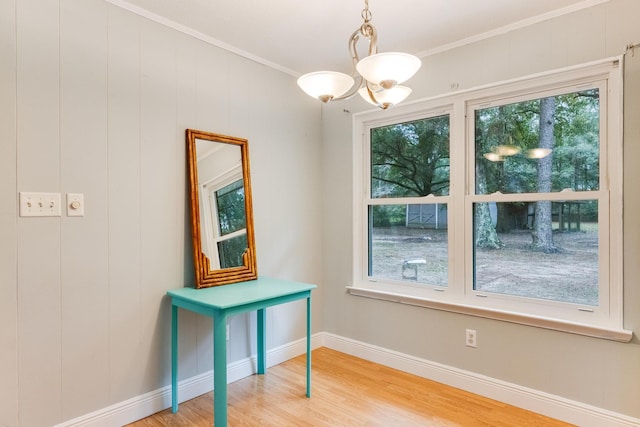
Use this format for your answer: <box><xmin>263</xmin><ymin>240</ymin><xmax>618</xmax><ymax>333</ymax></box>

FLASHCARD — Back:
<box><xmin>19</xmin><ymin>192</ymin><xmax>61</xmax><ymax>217</ymax></box>
<box><xmin>67</xmin><ymin>193</ymin><xmax>85</xmax><ymax>217</ymax></box>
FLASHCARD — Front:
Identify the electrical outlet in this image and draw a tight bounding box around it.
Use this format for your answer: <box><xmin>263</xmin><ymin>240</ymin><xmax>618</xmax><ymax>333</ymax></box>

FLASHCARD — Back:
<box><xmin>19</xmin><ymin>192</ymin><xmax>61</xmax><ymax>217</ymax></box>
<box><xmin>466</xmin><ymin>329</ymin><xmax>477</xmax><ymax>348</ymax></box>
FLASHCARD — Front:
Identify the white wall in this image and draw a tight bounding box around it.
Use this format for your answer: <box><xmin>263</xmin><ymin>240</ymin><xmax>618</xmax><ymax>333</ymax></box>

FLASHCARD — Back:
<box><xmin>0</xmin><ymin>0</ymin><xmax>323</xmax><ymax>426</ymax></box>
<box><xmin>321</xmin><ymin>0</ymin><xmax>640</xmax><ymax>419</ymax></box>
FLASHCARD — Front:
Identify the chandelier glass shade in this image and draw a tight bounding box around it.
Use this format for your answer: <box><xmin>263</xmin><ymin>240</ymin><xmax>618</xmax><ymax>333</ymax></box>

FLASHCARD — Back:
<box><xmin>357</xmin><ymin>85</ymin><xmax>412</xmax><ymax>109</ymax></box>
<box><xmin>296</xmin><ymin>0</ymin><xmax>421</xmax><ymax>110</ymax></box>
<box><xmin>355</xmin><ymin>52</ymin><xmax>422</xmax><ymax>88</ymax></box>
<box><xmin>297</xmin><ymin>71</ymin><xmax>355</xmax><ymax>103</ymax></box>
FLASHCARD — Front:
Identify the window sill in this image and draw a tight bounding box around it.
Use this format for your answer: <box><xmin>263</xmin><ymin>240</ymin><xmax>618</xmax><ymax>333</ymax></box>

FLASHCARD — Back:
<box><xmin>346</xmin><ymin>286</ymin><xmax>633</xmax><ymax>343</ymax></box>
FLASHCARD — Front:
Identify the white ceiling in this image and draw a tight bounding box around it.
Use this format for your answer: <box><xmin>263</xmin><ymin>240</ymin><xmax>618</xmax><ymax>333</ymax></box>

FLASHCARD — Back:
<box><xmin>114</xmin><ymin>0</ymin><xmax>607</xmax><ymax>76</ymax></box>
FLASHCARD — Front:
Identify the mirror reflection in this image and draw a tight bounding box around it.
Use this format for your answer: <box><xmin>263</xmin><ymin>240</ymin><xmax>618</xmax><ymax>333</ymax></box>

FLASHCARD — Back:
<box><xmin>196</xmin><ymin>140</ymin><xmax>247</xmax><ymax>269</ymax></box>
<box><xmin>187</xmin><ymin>129</ymin><xmax>257</xmax><ymax>288</ymax></box>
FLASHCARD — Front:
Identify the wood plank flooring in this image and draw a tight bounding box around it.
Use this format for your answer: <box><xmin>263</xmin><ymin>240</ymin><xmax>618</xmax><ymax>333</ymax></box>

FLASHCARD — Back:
<box><xmin>127</xmin><ymin>347</ymin><xmax>574</xmax><ymax>426</ymax></box>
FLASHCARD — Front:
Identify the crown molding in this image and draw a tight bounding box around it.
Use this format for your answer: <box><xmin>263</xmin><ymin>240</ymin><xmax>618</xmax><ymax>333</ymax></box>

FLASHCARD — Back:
<box><xmin>416</xmin><ymin>0</ymin><xmax>611</xmax><ymax>58</ymax></box>
<box><xmin>104</xmin><ymin>0</ymin><xmax>300</xmax><ymax>78</ymax></box>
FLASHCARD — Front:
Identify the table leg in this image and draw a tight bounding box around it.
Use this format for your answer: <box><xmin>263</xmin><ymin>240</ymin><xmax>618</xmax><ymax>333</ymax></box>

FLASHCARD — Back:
<box><xmin>306</xmin><ymin>295</ymin><xmax>312</xmax><ymax>398</ymax></box>
<box><xmin>213</xmin><ymin>311</ymin><xmax>227</xmax><ymax>426</ymax></box>
<box><xmin>171</xmin><ymin>304</ymin><xmax>178</xmax><ymax>413</ymax></box>
<box><xmin>257</xmin><ymin>308</ymin><xmax>266</xmax><ymax>374</ymax></box>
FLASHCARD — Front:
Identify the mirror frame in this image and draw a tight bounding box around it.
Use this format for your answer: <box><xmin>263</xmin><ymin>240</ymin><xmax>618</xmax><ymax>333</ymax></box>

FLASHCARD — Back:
<box><xmin>186</xmin><ymin>129</ymin><xmax>258</xmax><ymax>288</ymax></box>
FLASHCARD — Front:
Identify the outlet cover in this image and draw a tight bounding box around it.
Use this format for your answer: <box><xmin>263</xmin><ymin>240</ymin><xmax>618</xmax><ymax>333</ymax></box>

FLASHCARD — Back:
<box><xmin>67</xmin><ymin>193</ymin><xmax>85</xmax><ymax>217</ymax></box>
<box><xmin>466</xmin><ymin>329</ymin><xmax>477</xmax><ymax>348</ymax></box>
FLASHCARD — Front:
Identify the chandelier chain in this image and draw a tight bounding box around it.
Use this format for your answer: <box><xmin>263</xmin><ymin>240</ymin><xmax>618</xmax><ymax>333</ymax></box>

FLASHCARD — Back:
<box><xmin>360</xmin><ymin>0</ymin><xmax>374</xmax><ymax>38</ymax></box>
<box><xmin>361</xmin><ymin>0</ymin><xmax>372</xmax><ymax>23</ymax></box>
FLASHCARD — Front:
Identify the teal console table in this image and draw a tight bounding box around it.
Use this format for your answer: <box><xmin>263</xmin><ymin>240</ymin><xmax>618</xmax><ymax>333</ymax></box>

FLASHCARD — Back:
<box><xmin>167</xmin><ymin>276</ymin><xmax>316</xmax><ymax>426</ymax></box>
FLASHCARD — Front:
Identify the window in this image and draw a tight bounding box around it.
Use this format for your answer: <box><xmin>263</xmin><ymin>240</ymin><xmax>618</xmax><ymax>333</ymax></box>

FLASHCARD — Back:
<box><xmin>368</xmin><ymin>115</ymin><xmax>450</xmax><ymax>287</ymax></box>
<box><xmin>210</xmin><ymin>178</ymin><xmax>247</xmax><ymax>268</ymax></box>
<box><xmin>351</xmin><ymin>59</ymin><xmax>629</xmax><ymax>340</ymax></box>
<box><xmin>471</xmin><ymin>89</ymin><xmax>601</xmax><ymax>307</ymax></box>
<box><xmin>201</xmin><ymin>167</ymin><xmax>247</xmax><ymax>269</ymax></box>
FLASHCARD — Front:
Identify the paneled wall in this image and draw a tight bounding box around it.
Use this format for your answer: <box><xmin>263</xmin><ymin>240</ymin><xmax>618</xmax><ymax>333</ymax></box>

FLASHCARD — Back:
<box><xmin>0</xmin><ymin>0</ymin><xmax>18</xmax><ymax>425</ymax></box>
<box><xmin>321</xmin><ymin>0</ymin><xmax>640</xmax><ymax>419</ymax></box>
<box><xmin>0</xmin><ymin>1</ymin><xmax>322</xmax><ymax>426</ymax></box>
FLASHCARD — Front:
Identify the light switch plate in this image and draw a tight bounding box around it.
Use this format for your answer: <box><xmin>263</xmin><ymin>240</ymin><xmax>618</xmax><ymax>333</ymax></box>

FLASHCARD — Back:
<box><xmin>19</xmin><ymin>192</ymin><xmax>61</xmax><ymax>217</ymax></box>
<box><xmin>67</xmin><ymin>193</ymin><xmax>85</xmax><ymax>217</ymax></box>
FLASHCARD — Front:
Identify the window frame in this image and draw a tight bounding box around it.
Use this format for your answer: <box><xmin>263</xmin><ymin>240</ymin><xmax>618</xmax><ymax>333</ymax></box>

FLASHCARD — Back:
<box><xmin>350</xmin><ymin>58</ymin><xmax>630</xmax><ymax>342</ymax></box>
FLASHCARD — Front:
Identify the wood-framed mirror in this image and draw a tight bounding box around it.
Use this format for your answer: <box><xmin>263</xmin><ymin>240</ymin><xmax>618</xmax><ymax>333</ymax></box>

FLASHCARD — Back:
<box><xmin>186</xmin><ymin>129</ymin><xmax>258</xmax><ymax>288</ymax></box>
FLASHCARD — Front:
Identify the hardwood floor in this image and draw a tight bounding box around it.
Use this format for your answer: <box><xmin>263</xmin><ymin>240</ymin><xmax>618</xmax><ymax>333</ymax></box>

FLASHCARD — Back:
<box><xmin>127</xmin><ymin>347</ymin><xmax>574</xmax><ymax>426</ymax></box>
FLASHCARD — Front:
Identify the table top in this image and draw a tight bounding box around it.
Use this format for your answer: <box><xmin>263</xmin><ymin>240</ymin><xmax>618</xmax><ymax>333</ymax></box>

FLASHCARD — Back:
<box><xmin>167</xmin><ymin>276</ymin><xmax>316</xmax><ymax>309</ymax></box>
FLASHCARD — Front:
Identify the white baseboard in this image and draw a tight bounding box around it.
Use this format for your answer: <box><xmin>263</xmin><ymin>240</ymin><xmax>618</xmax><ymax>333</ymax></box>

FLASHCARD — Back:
<box><xmin>55</xmin><ymin>334</ymin><xmax>324</xmax><ymax>427</ymax></box>
<box><xmin>321</xmin><ymin>332</ymin><xmax>640</xmax><ymax>427</ymax></box>
<box><xmin>55</xmin><ymin>332</ymin><xmax>638</xmax><ymax>427</ymax></box>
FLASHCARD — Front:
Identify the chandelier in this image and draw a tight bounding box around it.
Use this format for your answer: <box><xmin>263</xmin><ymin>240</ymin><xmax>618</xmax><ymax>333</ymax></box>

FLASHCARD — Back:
<box><xmin>296</xmin><ymin>0</ymin><xmax>422</xmax><ymax>110</ymax></box>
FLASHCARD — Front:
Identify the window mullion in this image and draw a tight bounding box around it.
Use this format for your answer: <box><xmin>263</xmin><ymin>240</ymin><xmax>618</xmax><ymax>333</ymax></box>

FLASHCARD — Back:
<box><xmin>450</xmin><ymin>100</ymin><xmax>467</xmax><ymax>297</ymax></box>
<box><xmin>468</xmin><ymin>190</ymin><xmax>604</xmax><ymax>203</ymax></box>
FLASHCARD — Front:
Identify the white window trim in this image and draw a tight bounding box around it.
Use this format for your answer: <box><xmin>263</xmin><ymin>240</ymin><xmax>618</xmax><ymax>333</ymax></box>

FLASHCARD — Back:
<box><xmin>349</xmin><ymin>57</ymin><xmax>632</xmax><ymax>342</ymax></box>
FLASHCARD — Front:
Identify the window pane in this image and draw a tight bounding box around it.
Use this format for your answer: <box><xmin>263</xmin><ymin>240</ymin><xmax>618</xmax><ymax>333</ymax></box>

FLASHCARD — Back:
<box><xmin>371</xmin><ymin>115</ymin><xmax>450</xmax><ymax>198</ymax></box>
<box><xmin>369</xmin><ymin>204</ymin><xmax>448</xmax><ymax>286</ymax></box>
<box><xmin>216</xmin><ymin>179</ymin><xmax>246</xmax><ymax>235</ymax></box>
<box><xmin>473</xmin><ymin>201</ymin><xmax>598</xmax><ymax>306</ymax></box>
<box><xmin>475</xmin><ymin>90</ymin><xmax>600</xmax><ymax>195</ymax></box>
<box><xmin>218</xmin><ymin>234</ymin><xmax>248</xmax><ymax>269</ymax></box>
